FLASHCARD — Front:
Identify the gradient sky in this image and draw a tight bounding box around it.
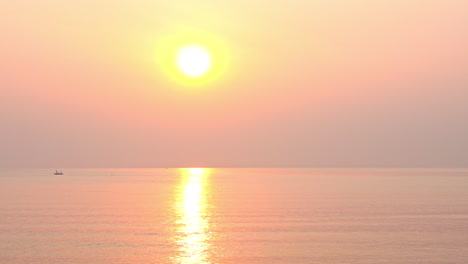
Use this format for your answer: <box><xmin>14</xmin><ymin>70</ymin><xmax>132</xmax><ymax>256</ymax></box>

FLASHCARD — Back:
<box><xmin>1</xmin><ymin>0</ymin><xmax>467</xmax><ymax>167</ymax></box>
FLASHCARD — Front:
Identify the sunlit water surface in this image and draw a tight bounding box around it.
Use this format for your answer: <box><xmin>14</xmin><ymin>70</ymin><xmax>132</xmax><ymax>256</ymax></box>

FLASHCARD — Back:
<box><xmin>1</xmin><ymin>168</ymin><xmax>468</xmax><ymax>264</ymax></box>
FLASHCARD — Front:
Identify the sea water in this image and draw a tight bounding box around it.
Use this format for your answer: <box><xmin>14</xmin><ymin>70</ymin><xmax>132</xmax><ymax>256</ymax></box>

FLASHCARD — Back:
<box><xmin>1</xmin><ymin>168</ymin><xmax>467</xmax><ymax>263</ymax></box>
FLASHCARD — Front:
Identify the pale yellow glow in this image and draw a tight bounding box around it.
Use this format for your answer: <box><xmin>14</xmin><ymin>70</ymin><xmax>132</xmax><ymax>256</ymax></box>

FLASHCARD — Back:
<box><xmin>187</xmin><ymin>168</ymin><xmax>206</xmax><ymax>175</ymax></box>
<box><xmin>177</xmin><ymin>46</ymin><xmax>212</xmax><ymax>78</ymax></box>
<box><xmin>174</xmin><ymin>168</ymin><xmax>212</xmax><ymax>263</ymax></box>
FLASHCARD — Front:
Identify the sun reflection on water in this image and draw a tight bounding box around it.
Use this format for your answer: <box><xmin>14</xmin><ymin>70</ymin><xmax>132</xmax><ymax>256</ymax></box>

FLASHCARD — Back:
<box><xmin>174</xmin><ymin>168</ymin><xmax>211</xmax><ymax>264</ymax></box>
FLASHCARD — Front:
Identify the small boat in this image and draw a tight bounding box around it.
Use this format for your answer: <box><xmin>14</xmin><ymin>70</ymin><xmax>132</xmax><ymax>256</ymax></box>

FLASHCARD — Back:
<box><xmin>54</xmin><ymin>170</ymin><xmax>63</xmax><ymax>175</ymax></box>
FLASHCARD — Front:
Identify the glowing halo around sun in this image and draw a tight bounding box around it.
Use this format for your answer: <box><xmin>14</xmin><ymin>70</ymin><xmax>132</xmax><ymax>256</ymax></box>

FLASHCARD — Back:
<box><xmin>156</xmin><ymin>28</ymin><xmax>230</xmax><ymax>87</ymax></box>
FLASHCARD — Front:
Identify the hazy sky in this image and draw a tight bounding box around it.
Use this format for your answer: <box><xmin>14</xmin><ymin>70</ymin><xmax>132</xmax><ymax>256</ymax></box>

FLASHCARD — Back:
<box><xmin>1</xmin><ymin>0</ymin><xmax>467</xmax><ymax>167</ymax></box>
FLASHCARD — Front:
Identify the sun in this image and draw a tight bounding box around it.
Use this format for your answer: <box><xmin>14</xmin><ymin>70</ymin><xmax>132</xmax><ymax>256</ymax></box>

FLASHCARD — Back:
<box><xmin>177</xmin><ymin>45</ymin><xmax>212</xmax><ymax>78</ymax></box>
<box><xmin>155</xmin><ymin>27</ymin><xmax>230</xmax><ymax>86</ymax></box>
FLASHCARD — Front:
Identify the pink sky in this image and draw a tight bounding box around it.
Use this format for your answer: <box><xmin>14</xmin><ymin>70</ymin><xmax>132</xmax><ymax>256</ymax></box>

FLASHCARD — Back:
<box><xmin>1</xmin><ymin>0</ymin><xmax>467</xmax><ymax>167</ymax></box>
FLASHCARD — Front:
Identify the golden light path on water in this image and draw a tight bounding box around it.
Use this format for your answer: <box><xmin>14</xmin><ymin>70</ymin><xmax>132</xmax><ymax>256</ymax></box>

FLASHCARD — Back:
<box><xmin>174</xmin><ymin>168</ymin><xmax>212</xmax><ymax>264</ymax></box>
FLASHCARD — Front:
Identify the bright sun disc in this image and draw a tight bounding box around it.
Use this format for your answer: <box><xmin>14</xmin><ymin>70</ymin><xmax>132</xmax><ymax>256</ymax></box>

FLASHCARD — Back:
<box><xmin>156</xmin><ymin>28</ymin><xmax>230</xmax><ymax>86</ymax></box>
<box><xmin>177</xmin><ymin>46</ymin><xmax>211</xmax><ymax>78</ymax></box>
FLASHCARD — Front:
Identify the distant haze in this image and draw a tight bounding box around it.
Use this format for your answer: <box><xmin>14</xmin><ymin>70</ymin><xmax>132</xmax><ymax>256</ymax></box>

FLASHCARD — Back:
<box><xmin>1</xmin><ymin>0</ymin><xmax>467</xmax><ymax>168</ymax></box>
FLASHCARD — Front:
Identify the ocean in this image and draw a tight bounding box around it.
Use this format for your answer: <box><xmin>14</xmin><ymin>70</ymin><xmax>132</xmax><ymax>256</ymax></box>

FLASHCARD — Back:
<box><xmin>1</xmin><ymin>168</ymin><xmax>467</xmax><ymax>263</ymax></box>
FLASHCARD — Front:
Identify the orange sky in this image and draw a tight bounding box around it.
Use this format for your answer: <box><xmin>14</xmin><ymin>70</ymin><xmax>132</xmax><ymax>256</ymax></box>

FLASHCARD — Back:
<box><xmin>1</xmin><ymin>0</ymin><xmax>467</xmax><ymax>167</ymax></box>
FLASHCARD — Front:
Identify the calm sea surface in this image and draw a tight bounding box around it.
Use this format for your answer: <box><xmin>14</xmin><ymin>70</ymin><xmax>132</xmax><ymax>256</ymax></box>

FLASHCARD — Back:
<box><xmin>1</xmin><ymin>168</ymin><xmax>468</xmax><ymax>264</ymax></box>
